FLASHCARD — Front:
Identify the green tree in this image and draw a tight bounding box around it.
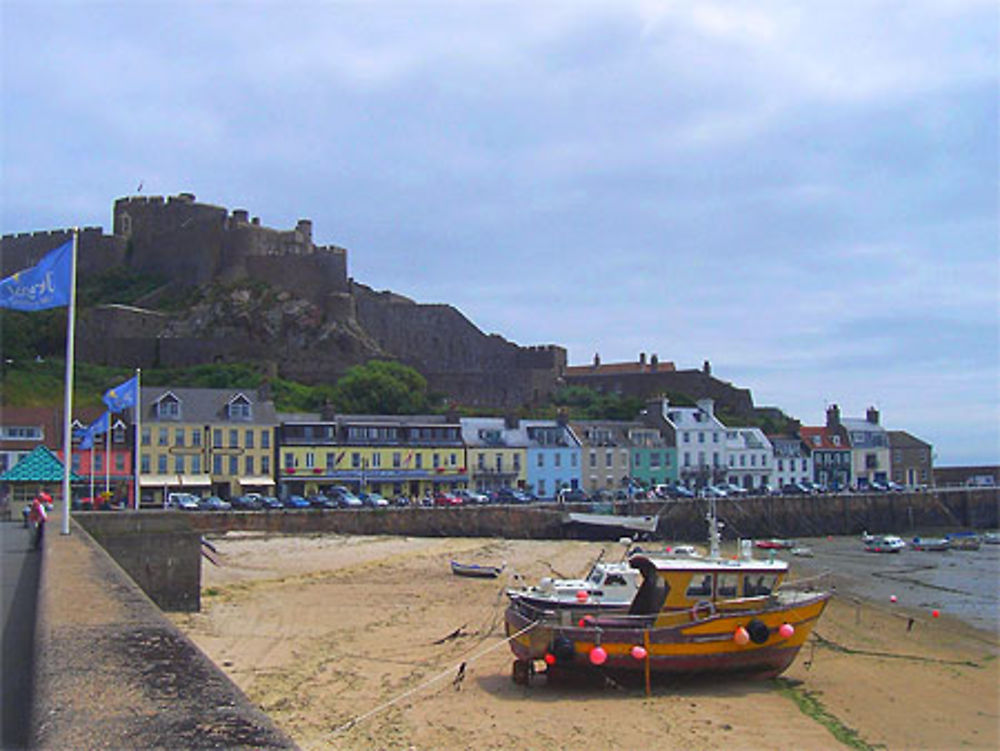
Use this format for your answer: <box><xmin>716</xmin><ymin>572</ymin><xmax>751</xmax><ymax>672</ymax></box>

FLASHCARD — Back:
<box><xmin>330</xmin><ymin>360</ymin><xmax>430</xmax><ymax>414</ymax></box>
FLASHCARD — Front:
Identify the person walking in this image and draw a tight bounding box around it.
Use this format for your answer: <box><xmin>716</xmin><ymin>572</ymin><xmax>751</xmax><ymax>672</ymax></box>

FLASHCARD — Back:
<box><xmin>29</xmin><ymin>495</ymin><xmax>47</xmax><ymax>550</ymax></box>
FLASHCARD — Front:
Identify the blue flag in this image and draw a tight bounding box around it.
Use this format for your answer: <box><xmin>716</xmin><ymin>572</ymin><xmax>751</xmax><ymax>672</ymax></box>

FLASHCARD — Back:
<box><xmin>80</xmin><ymin>411</ymin><xmax>111</xmax><ymax>450</ymax></box>
<box><xmin>103</xmin><ymin>375</ymin><xmax>139</xmax><ymax>412</ymax></box>
<box><xmin>0</xmin><ymin>239</ymin><xmax>73</xmax><ymax>311</ymax></box>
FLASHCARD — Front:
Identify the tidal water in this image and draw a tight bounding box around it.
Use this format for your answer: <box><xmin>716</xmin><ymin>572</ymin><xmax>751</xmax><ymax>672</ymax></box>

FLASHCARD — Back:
<box><xmin>784</xmin><ymin>535</ymin><xmax>1000</xmax><ymax>634</ymax></box>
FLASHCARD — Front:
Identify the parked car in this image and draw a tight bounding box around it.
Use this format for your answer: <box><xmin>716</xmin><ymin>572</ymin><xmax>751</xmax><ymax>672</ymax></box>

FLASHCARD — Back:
<box><xmin>259</xmin><ymin>495</ymin><xmax>284</xmax><ymax>510</ymax></box>
<box><xmin>330</xmin><ymin>487</ymin><xmax>363</xmax><ymax>508</ymax></box>
<box><xmin>669</xmin><ymin>484</ymin><xmax>696</xmax><ymax>499</ymax></box>
<box><xmin>283</xmin><ymin>494</ymin><xmax>310</xmax><ymax>509</ymax></box>
<box><xmin>393</xmin><ymin>495</ymin><xmax>411</xmax><ymax>507</ymax></box>
<box><xmin>886</xmin><ymin>481</ymin><xmax>905</xmax><ymax>492</ymax></box>
<box><xmin>199</xmin><ymin>495</ymin><xmax>231</xmax><ymax>511</ymax></box>
<box><xmin>781</xmin><ymin>483</ymin><xmax>810</xmax><ymax>495</ymax></box>
<box><xmin>360</xmin><ymin>492</ymin><xmax>389</xmax><ymax>508</ymax></box>
<box><xmin>495</xmin><ymin>487</ymin><xmax>531</xmax><ymax>504</ymax></box>
<box><xmin>868</xmin><ymin>481</ymin><xmax>889</xmax><ymax>492</ymax></box>
<box><xmin>701</xmin><ymin>486</ymin><xmax>728</xmax><ymax>498</ymax></box>
<box><xmin>434</xmin><ymin>492</ymin><xmax>463</xmax><ymax>506</ymax></box>
<box><xmin>557</xmin><ymin>487</ymin><xmax>589</xmax><ymax>503</ymax></box>
<box><xmin>726</xmin><ymin>484</ymin><xmax>748</xmax><ymax>497</ymax></box>
<box><xmin>309</xmin><ymin>493</ymin><xmax>337</xmax><ymax>509</ymax></box>
<box><xmin>169</xmin><ymin>493</ymin><xmax>201</xmax><ymax>510</ymax></box>
<box><xmin>455</xmin><ymin>489</ymin><xmax>488</xmax><ymax>504</ymax></box>
<box><xmin>231</xmin><ymin>494</ymin><xmax>262</xmax><ymax>510</ymax></box>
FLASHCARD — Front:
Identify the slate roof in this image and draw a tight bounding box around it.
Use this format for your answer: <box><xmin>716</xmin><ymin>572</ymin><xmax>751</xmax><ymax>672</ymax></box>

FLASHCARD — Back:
<box><xmin>0</xmin><ymin>445</ymin><xmax>82</xmax><ymax>483</ymax></box>
<box><xmin>141</xmin><ymin>387</ymin><xmax>278</xmax><ymax>425</ymax></box>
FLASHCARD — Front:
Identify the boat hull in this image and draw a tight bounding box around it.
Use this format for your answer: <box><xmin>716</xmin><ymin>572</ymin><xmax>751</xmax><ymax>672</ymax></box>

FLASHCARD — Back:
<box><xmin>505</xmin><ymin>592</ymin><xmax>830</xmax><ymax>681</ymax></box>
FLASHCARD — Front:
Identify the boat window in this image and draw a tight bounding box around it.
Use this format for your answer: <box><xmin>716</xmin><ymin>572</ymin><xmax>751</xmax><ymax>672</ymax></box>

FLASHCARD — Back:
<box><xmin>744</xmin><ymin>574</ymin><xmax>778</xmax><ymax>597</ymax></box>
<box><xmin>604</xmin><ymin>574</ymin><xmax>628</xmax><ymax>586</ymax></box>
<box><xmin>686</xmin><ymin>574</ymin><xmax>712</xmax><ymax>598</ymax></box>
<box><xmin>717</xmin><ymin>573</ymin><xmax>739</xmax><ymax>598</ymax></box>
<box><xmin>588</xmin><ymin>568</ymin><xmax>603</xmax><ymax>584</ymax></box>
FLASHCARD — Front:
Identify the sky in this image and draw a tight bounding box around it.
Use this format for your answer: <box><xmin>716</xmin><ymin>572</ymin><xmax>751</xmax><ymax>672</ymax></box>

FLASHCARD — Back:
<box><xmin>1</xmin><ymin>1</ymin><xmax>997</xmax><ymax>465</ymax></box>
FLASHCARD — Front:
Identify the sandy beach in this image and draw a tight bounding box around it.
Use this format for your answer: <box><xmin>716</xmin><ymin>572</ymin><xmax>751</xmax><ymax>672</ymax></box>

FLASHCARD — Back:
<box><xmin>170</xmin><ymin>533</ymin><xmax>999</xmax><ymax>750</ymax></box>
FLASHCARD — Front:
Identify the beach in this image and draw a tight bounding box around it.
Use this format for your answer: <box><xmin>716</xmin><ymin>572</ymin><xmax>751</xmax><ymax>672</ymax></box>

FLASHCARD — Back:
<box><xmin>170</xmin><ymin>534</ymin><xmax>999</xmax><ymax>750</ymax></box>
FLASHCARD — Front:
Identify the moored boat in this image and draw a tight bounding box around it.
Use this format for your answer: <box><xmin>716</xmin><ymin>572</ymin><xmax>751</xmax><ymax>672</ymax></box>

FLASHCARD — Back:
<box><xmin>506</xmin><ymin>558</ymin><xmax>641</xmax><ymax>614</ymax></box>
<box><xmin>864</xmin><ymin>535</ymin><xmax>906</xmax><ymax>553</ymax></box>
<box><xmin>946</xmin><ymin>532</ymin><xmax>982</xmax><ymax>551</ymax></box>
<box><xmin>910</xmin><ymin>537</ymin><xmax>950</xmax><ymax>552</ymax></box>
<box><xmin>983</xmin><ymin>532</ymin><xmax>1000</xmax><ymax>545</ymax></box>
<box><xmin>504</xmin><ymin>501</ymin><xmax>831</xmax><ymax>685</ymax></box>
<box><xmin>451</xmin><ymin>560</ymin><xmax>505</xmax><ymax>578</ymax></box>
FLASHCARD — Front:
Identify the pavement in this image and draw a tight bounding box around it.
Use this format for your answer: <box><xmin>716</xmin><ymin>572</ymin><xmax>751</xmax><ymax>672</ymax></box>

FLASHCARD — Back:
<box><xmin>1</xmin><ymin>516</ymin><xmax>41</xmax><ymax>750</ymax></box>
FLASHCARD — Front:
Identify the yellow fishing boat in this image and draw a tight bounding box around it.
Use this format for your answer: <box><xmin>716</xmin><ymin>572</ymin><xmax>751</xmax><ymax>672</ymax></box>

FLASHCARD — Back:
<box><xmin>505</xmin><ymin>502</ymin><xmax>830</xmax><ymax>685</ymax></box>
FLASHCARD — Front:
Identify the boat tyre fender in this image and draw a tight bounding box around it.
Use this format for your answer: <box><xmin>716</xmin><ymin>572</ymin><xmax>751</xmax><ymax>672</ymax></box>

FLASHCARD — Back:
<box><xmin>551</xmin><ymin>635</ymin><xmax>576</xmax><ymax>665</ymax></box>
<box><xmin>746</xmin><ymin>618</ymin><xmax>770</xmax><ymax>644</ymax></box>
<box><xmin>691</xmin><ymin>600</ymin><xmax>715</xmax><ymax>621</ymax></box>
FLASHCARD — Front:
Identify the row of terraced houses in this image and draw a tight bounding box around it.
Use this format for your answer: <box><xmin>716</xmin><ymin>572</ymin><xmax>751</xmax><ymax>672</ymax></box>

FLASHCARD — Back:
<box><xmin>1</xmin><ymin>386</ymin><xmax>934</xmax><ymax>507</ymax></box>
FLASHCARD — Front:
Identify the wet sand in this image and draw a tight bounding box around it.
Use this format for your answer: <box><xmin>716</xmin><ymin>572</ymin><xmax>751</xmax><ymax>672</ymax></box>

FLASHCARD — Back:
<box><xmin>170</xmin><ymin>534</ymin><xmax>1000</xmax><ymax>750</ymax></box>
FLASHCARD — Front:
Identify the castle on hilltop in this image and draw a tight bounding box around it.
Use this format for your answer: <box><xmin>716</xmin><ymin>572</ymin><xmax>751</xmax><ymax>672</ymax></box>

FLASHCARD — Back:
<box><xmin>1</xmin><ymin>193</ymin><xmax>756</xmax><ymax>415</ymax></box>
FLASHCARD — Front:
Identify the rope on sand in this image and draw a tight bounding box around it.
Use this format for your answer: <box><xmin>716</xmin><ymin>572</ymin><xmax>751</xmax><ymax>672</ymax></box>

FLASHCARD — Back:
<box><xmin>332</xmin><ymin>619</ymin><xmax>539</xmax><ymax>736</ymax></box>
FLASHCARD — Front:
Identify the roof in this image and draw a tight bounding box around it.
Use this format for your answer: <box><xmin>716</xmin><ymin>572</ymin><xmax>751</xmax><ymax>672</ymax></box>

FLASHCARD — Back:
<box><xmin>0</xmin><ymin>445</ymin><xmax>82</xmax><ymax>483</ymax></box>
<box><xmin>888</xmin><ymin>430</ymin><xmax>932</xmax><ymax>449</ymax></box>
<box><xmin>799</xmin><ymin>426</ymin><xmax>848</xmax><ymax>451</ymax></box>
<box><xmin>141</xmin><ymin>387</ymin><xmax>278</xmax><ymax>425</ymax></box>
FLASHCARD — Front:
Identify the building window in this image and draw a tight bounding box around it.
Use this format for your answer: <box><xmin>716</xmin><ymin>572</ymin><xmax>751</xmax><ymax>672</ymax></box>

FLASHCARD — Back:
<box><xmin>554</xmin><ymin>453</ymin><xmax>561</xmax><ymax>468</ymax></box>
<box><xmin>141</xmin><ymin>428</ymin><xmax>150</xmax><ymax>446</ymax></box>
<box><xmin>115</xmin><ymin>453</ymin><xmax>125</xmax><ymax>471</ymax></box>
<box><xmin>158</xmin><ymin>428</ymin><xmax>168</xmax><ymax>446</ymax></box>
<box><xmin>284</xmin><ymin>452</ymin><xmax>295</xmax><ymax>469</ymax></box>
<box><xmin>415</xmin><ymin>454</ymin><xmax>423</xmax><ymax>469</ymax></box>
<box><xmin>261</xmin><ymin>430</ymin><xmax>270</xmax><ymax>449</ymax></box>
<box><xmin>213</xmin><ymin>429</ymin><xmax>222</xmax><ymax>448</ymax></box>
<box><xmin>650</xmin><ymin>453</ymin><xmax>661</xmax><ymax>468</ymax></box>
<box><xmin>393</xmin><ymin>452</ymin><xmax>402</xmax><ymax>468</ymax></box>
<box><xmin>192</xmin><ymin>429</ymin><xmax>201</xmax><ymax>447</ymax></box>
<box><xmin>513</xmin><ymin>454</ymin><xmax>521</xmax><ymax>471</ymax></box>
<box><xmin>261</xmin><ymin>455</ymin><xmax>270</xmax><ymax>474</ymax></box>
<box><xmin>245</xmin><ymin>456</ymin><xmax>254</xmax><ymax>474</ymax></box>
<box><xmin>605</xmin><ymin>450</ymin><xmax>613</xmax><ymax>468</ymax></box>
<box><xmin>372</xmin><ymin>453</ymin><xmax>382</xmax><ymax>468</ymax></box>
<box><xmin>537</xmin><ymin>453</ymin><xmax>544</xmax><ymax>468</ymax></box>
<box><xmin>174</xmin><ymin>455</ymin><xmax>184</xmax><ymax>473</ymax></box>
<box><xmin>175</xmin><ymin>428</ymin><xmax>185</xmax><ymax>447</ymax></box>
<box><xmin>192</xmin><ymin>455</ymin><xmax>201</xmax><ymax>474</ymax></box>
<box><xmin>538</xmin><ymin>479</ymin><xmax>546</xmax><ymax>496</ymax></box>
<box><xmin>158</xmin><ymin>454</ymin><xmax>167</xmax><ymax>473</ymax></box>
<box><xmin>477</xmin><ymin>453</ymin><xmax>485</xmax><ymax>470</ymax></box>
<box><xmin>141</xmin><ymin>454</ymin><xmax>150</xmax><ymax>473</ymax></box>
<box><xmin>683</xmin><ymin>433</ymin><xmax>690</xmax><ymax>443</ymax></box>
<box><xmin>698</xmin><ymin>432</ymin><xmax>705</xmax><ymax>444</ymax></box>
<box><xmin>228</xmin><ymin>429</ymin><xmax>238</xmax><ymax>448</ymax></box>
<box><xmin>590</xmin><ymin>451</ymin><xmax>597</xmax><ymax>467</ymax></box>
<box><xmin>634</xmin><ymin>453</ymin><xmax>642</xmax><ymax>467</ymax></box>
<box><xmin>245</xmin><ymin>430</ymin><xmax>255</xmax><ymax>449</ymax></box>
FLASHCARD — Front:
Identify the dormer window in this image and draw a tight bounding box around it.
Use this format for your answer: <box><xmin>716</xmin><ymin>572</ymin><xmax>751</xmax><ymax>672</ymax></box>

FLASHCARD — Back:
<box><xmin>812</xmin><ymin>436</ymin><xmax>821</xmax><ymax>446</ymax></box>
<box><xmin>156</xmin><ymin>393</ymin><xmax>181</xmax><ymax>420</ymax></box>
<box><xmin>832</xmin><ymin>436</ymin><xmax>841</xmax><ymax>446</ymax></box>
<box><xmin>228</xmin><ymin>394</ymin><xmax>252</xmax><ymax>421</ymax></box>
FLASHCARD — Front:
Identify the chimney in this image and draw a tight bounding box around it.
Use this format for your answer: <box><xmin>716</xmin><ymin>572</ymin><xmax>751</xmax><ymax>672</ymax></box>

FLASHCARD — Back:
<box><xmin>593</xmin><ymin>352</ymin><xmax>601</xmax><ymax>369</ymax></box>
<box><xmin>650</xmin><ymin>354</ymin><xmax>659</xmax><ymax>372</ymax></box>
<box><xmin>556</xmin><ymin>408</ymin><xmax>569</xmax><ymax>427</ymax></box>
<box><xmin>826</xmin><ymin>404</ymin><xmax>841</xmax><ymax>429</ymax></box>
<box><xmin>703</xmin><ymin>360</ymin><xmax>712</xmax><ymax>376</ymax></box>
<box><xmin>504</xmin><ymin>413</ymin><xmax>519</xmax><ymax>430</ymax></box>
<box><xmin>639</xmin><ymin>352</ymin><xmax>647</xmax><ymax>366</ymax></box>
<box><xmin>866</xmin><ymin>406</ymin><xmax>880</xmax><ymax>425</ymax></box>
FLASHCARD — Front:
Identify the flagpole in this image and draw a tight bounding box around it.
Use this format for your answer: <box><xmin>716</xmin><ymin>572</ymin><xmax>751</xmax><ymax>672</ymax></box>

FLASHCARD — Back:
<box><xmin>89</xmin><ymin>443</ymin><xmax>95</xmax><ymax>502</ymax></box>
<box><xmin>134</xmin><ymin>368</ymin><xmax>141</xmax><ymax>510</ymax></box>
<box><xmin>61</xmin><ymin>229</ymin><xmax>79</xmax><ymax>535</ymax></box>
<box><xmin>105</xmin><ymin>422</ymin><xmax>111</xmax><ymax>496</ymax></box>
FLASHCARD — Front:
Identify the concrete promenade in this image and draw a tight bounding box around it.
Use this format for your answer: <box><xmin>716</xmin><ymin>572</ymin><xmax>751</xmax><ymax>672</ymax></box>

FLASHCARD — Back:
<box><xmin>8</xmin><ymin>508</ymin><xmax>296</xmax><ymax>751</ymax></box>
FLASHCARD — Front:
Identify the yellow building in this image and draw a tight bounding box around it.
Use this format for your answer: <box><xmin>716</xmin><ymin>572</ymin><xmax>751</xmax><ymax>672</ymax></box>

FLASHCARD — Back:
<box><xmin>278</xmin><ymin>413</ymin><xmax>467</xmax><ymax>501</ymax></box>
<box><xmin>138</xmin><ymin>388</ymin><xmax>277</xmax><ymax>506</ymax></box>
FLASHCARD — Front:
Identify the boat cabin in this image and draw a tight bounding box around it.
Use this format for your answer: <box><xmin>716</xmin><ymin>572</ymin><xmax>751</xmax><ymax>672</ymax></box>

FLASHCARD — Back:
<box><xmin>626</xmin><ymin>554</ymin><xmax>789</xmax><ymax>626</ymax></box>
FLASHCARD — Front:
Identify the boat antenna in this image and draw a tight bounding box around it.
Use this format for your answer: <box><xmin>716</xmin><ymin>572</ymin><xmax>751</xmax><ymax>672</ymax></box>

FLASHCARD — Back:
<box><xmin>707</xmin><ymin>497</ymin><xmax>721</xmax><ymax>559</ymax></box>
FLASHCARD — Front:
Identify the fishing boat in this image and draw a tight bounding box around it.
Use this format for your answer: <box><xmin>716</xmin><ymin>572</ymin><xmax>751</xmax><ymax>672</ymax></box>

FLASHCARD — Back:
<box><xmin>450</xmin><ymin>560</ymin><xmax>505</xmax><ymax>579</ymax></box>
<box><xmin>946</xmin><ymin>532</ymin><xmax>981</xmax><ymax>551</ymax></box>
<box><xmin>910</xmin><ymin>537</ymin><xmax>950</xmax><ymax>552</ymax></box>
<box><xmin>504</xmin><ymin>501</ymin><xmax>831</xmax><ymax>685</ymax></box>
<box><xmin>506</xmin><ymin>558</ymin><xmax>642</xmax><ymax>614</ymax></box>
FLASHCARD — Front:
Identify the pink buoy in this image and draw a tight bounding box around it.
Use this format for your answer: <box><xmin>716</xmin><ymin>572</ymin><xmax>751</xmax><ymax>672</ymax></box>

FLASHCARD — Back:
<box><xmin>630</xmin><ymin>645</ymin><xmax>648</xmax><ymax>660</ymax></box>
<box><xmin>778</xmin><ymin>623</ymin><xmax>795</xmax><ymax>639</ymax></box>
<box><xmin>589</xmin><ymin>646</ymin><xmax>607</xmax><ymax>665</ymax></box>
<box><xmin>733</xmin><ymin>626</ymin><xmax>750</xmax><ymax>646</ymax></box>
<box><xmin>890</xmin><ymin>595</ymin><xmax>897</xmax><ymax>603</ymax></box>
<box><xmin>576</xmin><ymin>590</ymin><xmax>589</xmax><ymax>603</ymax></box>
<box><xmin>932</xmin><ymin>609</ymin><xmax>940</xmax><ymax>618</ymax></box>
<box><xmin>544</xmin><ymin>652</ymin><xmax>556</xmax><ymax>665</ymax></box>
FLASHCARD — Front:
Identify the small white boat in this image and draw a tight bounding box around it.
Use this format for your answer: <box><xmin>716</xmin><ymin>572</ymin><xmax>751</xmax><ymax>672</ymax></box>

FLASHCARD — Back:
<box><xmin>983</xmin><ymin>532</ymin><xmax>1000</xmax><ymax>545</ymax></box>
<box><xmin>790</xmin><ymin>546</ymin><xmax>814</xmax><ymax>558</ymax></box>
<box><xmin>911</xmin><ymin>537</ymin><xmax>950</xmax><ymax>552</ymax></box>
<box><xmin>451</xmin><ymin>560</ymin><xmax>505</xmax><ymax>579</ymax></box>
<box><xmin>507</xmin><ymin>558</ymin><xmax>641</xmax><ymax>613</ymax></box>
<box><xmin>865</xmin><ymin>535</ymin><xmax>906</xmax><ymax>553</ymax></box>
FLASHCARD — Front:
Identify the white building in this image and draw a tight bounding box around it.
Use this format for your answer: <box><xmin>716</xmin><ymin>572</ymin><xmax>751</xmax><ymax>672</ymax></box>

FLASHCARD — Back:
<box><xmin>724</xmin><ymin>427</ymin><xmax>773</xmax><ymax>490</ymax></box>
<box><xmin>659</xmin><ymin>398</ymin><xmax>728</xmax><ymax>489</ymax></box>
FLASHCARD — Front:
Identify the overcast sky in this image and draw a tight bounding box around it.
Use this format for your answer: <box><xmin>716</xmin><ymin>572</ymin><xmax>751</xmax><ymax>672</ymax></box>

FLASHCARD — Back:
<box><xmin>2</xmin><ymin>1</ymin><xmax>997</xmax><ymax>465</ymax></box>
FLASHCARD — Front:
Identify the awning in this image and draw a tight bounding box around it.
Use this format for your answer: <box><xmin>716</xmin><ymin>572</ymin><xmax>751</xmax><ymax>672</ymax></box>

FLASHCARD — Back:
<box><xmin>239</xmin><ymin>475</ymin><xmax>275</xmax><ymax>487</ymax></box>
<box><xmin>139</xmin><ymin>474</ymin><xmax>179</xmax><ymax>487</ymax></box>
<box><xmin>178</xmin><ymin>474</ymin><xmax>212</xmax><ymax>487</ymax></box>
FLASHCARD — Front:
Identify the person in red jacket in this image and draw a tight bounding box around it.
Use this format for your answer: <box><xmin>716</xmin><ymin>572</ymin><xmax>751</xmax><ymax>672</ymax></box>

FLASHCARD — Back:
<box><xmin>29</xmin><ymin>495</ymin><xmax>48</xmax><ymax>550</ymax></box>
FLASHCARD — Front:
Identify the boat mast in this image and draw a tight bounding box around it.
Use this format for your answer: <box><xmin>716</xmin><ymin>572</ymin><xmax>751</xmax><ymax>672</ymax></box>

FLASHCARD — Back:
<box><xmin>706</xmin><ymin>497</ymin><xmax>721</xmax><ymax>559</ymax></box>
